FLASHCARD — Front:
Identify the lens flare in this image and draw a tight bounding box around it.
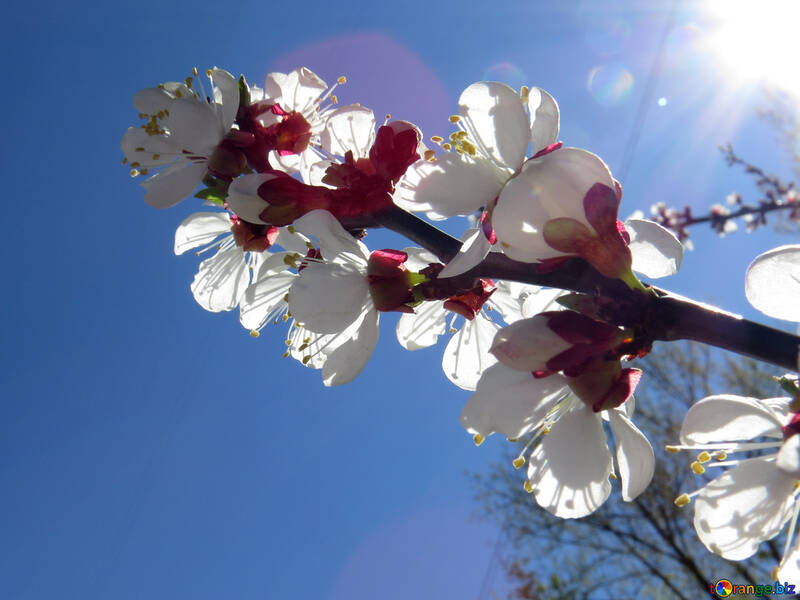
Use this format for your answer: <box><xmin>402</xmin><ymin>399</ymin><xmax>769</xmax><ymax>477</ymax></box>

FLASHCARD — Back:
<box><xmin>483</xmin><ymin>62</ymin><xmax>528</xmax><ymax>91</ymax></box>
<box><xmin>587</xmin><ymin>64</ymin><xmax>634</xmax><ymax>107</ymax></box>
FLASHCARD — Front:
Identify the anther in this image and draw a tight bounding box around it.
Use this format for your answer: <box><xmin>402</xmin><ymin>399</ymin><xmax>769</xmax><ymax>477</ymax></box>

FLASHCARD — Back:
<box><xmin>250</xmin><ymin>330</ymin><xmax>260</xmax><ymax>338</ymax></box>
<box><xmin>512</xmin><ymin>456</ymin><xmax>525</xmax><ymax>469</ymax></box>
<box><xmin>473</xmin><ymin>433</ymin><xmax>485</xmax><ymax>446</ymax></box>
<box><xmin>285</xmin><ymin>339</ymin><xmax>292</xmax><ymax>346</ymax></box>
<box><xmin>424</xmin><ymin>150</ymin><xmax>436</xmax><ymax>161</ymax></box>
<box><xmin>674</xmin><ymin>493</ymin><xmax>691</xmax><ymax>507</ymax></box>
<box><xmin>442</xmin><ymin>143</ymin><xmax>452</xmax><ymax>151</ymax></box>
<box><xmin>282</xmin><ymin>314</ymin><xmax>289</xmax><ymax>322</ymax></box>
<box><xmin>302</xmin><ymin>355</ymin><xmax>312</xmax><ymax>365</ymax></box>
<box><xmin>697</xmin><ymin>451</ymin><xmax>711</xmax><ymax>463</ymax></box>
<box><xmin>523</xmin><ymin>480</ymin><xmax>534</xmax><ymax>494</ymax></box>
<box><xmin>193</xmin><ymin>67</ymin><xmax>199</xmax><ymax>76</ymax></box>
<box><xmin>331</xmin><ymin>95</ymin><xmax>338</xmax><ymax>104</ymax></box>
<box><xmin>714</xmin><ymin>451</ymin><xmax>728</xmax><ymax>461</ymax></box>
<box><xmin>665</xmin><ymin>445</ymin><xmax>680</xmax><ymax>453</ymax></box>
<box><xmin>609</xmin><ymin>472</ymin><xmax>618</xmax><ymax>480</ymax></box>
<box><xmin>282</xmin><ymin>351</ymin><xmax>290</xmax><ymax>358</ymax></box>
<box><xmin>449</xmin><ymin>115</ymin><xmax>461</xmax><ymax>123</ymax></box>
<box><xmin>130</xmin><ymin>169</ymin><xmax>140</xmax><ymax>177</ymax></box>
<box><xmin>691</xmin><ymin>461</ymin><xmax>706</xmax><ymax>475</ymax></box>
<box><xmin>337</xmin><ymin>76</ymin><xmax>347</xmax><ymax>84</ymax></box>
<box><xmin>430</xmin><ymin>135</ymin><xmax>443</xmax><ymax>143</ymax></box>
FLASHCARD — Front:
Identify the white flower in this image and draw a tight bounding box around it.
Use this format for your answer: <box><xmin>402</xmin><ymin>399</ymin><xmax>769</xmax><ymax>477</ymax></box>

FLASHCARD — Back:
<box><xmin>396</xmin><ymin>268</ymin><xmax>563</xmax><ymax>390</ymax></box>
<box><xmin>254</xmin><ymin>67</ymin><xmax>366</xmax><ymax>180</ymax></box>
<box><xmin>461</xmin><ymin>363</ymin><xmax>654</xmax><ymax>518</ymax></box>
<box><xmin>122</xmin><ymin>68</ymin><xmax>240</xmax><ymax>208</ymax></box>
<box><xmin>670</xmin><ymin>394</ymin><xmax>800</xmax><ymax>578</ymax></box>
<box><xmin>394</xmin><ymin>82</ymin><xmax>559</xmax><ymax>220</ymax></box>
<box><xmin>285</xmin><ymin>210</ymin><xmax>380</xmax><ymax>385</ymax></box>
<box><xmin>174</xmin><ymin>211</ymin><xmax>268</xmax><ymax>312</ymax></box>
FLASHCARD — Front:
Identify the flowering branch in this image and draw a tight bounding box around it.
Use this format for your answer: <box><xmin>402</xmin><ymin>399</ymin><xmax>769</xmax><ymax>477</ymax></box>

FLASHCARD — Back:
<box><xmin>377</xmin><ymin>205</ymin><xmax>800</xmax><ymax>372</ymax></box>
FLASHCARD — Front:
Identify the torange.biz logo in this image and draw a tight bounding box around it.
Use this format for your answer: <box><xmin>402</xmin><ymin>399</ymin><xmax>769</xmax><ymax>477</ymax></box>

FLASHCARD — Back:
<box><xmin>710</xmin><ymin>578</ymin><xmax>796</xmax><ymax>597</ymax></box>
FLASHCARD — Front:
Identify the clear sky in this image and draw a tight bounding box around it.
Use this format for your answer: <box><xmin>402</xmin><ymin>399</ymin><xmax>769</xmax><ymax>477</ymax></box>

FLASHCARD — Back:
<box><xmin>3</xmin><ymin>1</ymin><xmax>799</xmax><ymax>599</ymax></box>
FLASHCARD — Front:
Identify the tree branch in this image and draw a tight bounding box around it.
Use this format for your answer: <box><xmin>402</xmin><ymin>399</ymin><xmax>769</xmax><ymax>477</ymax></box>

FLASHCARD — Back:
<box><xmin>378</xmin><ymin>205</ymin><xmax>800</xmax><ymax>372</ymax></box>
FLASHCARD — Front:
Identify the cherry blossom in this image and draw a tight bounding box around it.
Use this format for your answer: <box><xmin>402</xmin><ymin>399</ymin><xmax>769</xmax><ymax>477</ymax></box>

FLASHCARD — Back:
<box><xmin>122</xmin><ymin>68</ymin><xmax>242</xmax><ymax>208</ymax></box>
<box><xmin>174</xmin><ymin>211</ymin><xmax>279</xmax><ymax>312</ymax></box>
<box><xmin>670</xmin><ymin>394</ymin><xmax>800</xmax><ymax>578</ymax></box>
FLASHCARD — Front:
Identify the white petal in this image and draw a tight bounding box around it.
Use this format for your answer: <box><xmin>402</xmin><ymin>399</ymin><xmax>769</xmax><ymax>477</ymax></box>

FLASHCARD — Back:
<box><xmin>322</xmin><ymin>310</ymin><xmax>380</xmax><ymax>386</ymax></box>
<box><xmin>679</xmin><ymin>394</ymin><xmax>784</xmax><ymax>444</ymax></box>
<box><xmin>626</xmin><ymin>218</ymin><xmax>683</xmax><ymax>278</ymax></box>
<box><xmin>280</xmin><ymin>67</ymin><xmax>327</xmax><ymax>114</ymax></box>
<box><xmin>460</xmin><ymin>362</ymin><xmax>568</xmax><ymax>439</ymax></box>
<box><xmin>520</xmin><ymin>287</ymin><xmax>564</xmax><ymax>318</ymax></box>
<box><xmin>141</xmin><ymin>160</ymin><xmax>207</xmax><ymax>208</ymax></box>
<box><xmin>227</xmin><ymin>174</ymin><xmax>275</xmax><ymax>224</ymax></box>
<box><xmin>777</xmin><ymin>435</ymin><xmax>800</xmax><ymax>477</ymax></box>
<box><xmin>459</xmin><ymin>81</ymin><xmax>529</xmax><ymax>171</ymax></box>
<box><xmin>442</xmin><ymin>316</ymin><xmax>501</xmax><ymax>390</ymax></box>
<box><xmin>292</xmin><ymin>209</ymin><xmax>369</xmax><ymax>265</ymax></box>
<box><xmin>289</xmin><ymin>262</ymin><xmax>369</xmax><ymax>333</ymax></box>
<box><xmin>190</xmin><ymin>244</ymin><xmax>249</xmax><ymax>312</ymax></box>
<box><xmin>274</xmin><ymin>227</ymin><xmax>311</xmax><ymax>255</ymax></box>
<box><xmin>403</xmin><ymin>247</ymin><xmax>439</xmax><ymax>271</ymax></box>
<box><xmin>694</xmin><ymin>458</ymin><xmax>796</xmax><ymax>560</ymax></box>
<box><xmin>745</xmin><ymin>245</ymin><xmax>800</xmax><ymax>322</ymax></box>
<box><xmin>320</xmin><ymin>105</ymin><xmax>376</xmax><ymax>157</ymax></box>
<box><xmin>528</xmin><ymin>87</ymin><xmax>559</xmax><ymax>155</ymax></box>
<box><xmin>527</xmin><ymin>404</ymin><xmax>613</xmax><ymax>518</ymax></box>
<box><xmin>393</xmin><ymin>154</ymin><xmax>506</xmax><ymax>220</ymax></box>
<box><xmin>493</xmin><ymin>148</ymin><xmax>614</xmax><ymax>261</ymax></box>
<box><xmin>239</xmin><ymin>270</ymin><xmax>296</xmax><ymax>330</ymax></box>
<box><xmin>133</xmin><ymin>87</ymin><xmax>172</xmax><ymax>114</ymax></box>
<box><xmin>490</xmin><ymin>315</ymin><xmax>571</xmax><ymax>372</ymax></box>
<box><xmin>209</xmin><ymin>68</ymin><xmax>239</xmax><ymax>131</ymax></box>
<box><xmin>121</xmin><ymin>127</ymin><xmax>177</xmax><ymax>167</ymax></box>
<box><xmin>161</xmin><ymin>97</ymin><xmax>221</xmax><ymax>153</ymax></box>
<box><xmin>396</xmin><ymin>301</ymin><xmax>447</xmax><ymax>350</ymax></box>
<box><xmin>778</xmin><ymin>534</ymin><xmax>800</xmax><ymax>584</ymax></box>
<box><xmin>439</xmin><ymin>229</ymin><xmax>491</xmax><ymax>278</ymax></box>
<box><xmin>174</xmin><ymin>212</ymin><xmax>231</xmax><ymax>255</ymax></box>
<box><xmin>608</xmin><ymin>409</ymin><xmax>654</xmax><ymax>501</ymax></box>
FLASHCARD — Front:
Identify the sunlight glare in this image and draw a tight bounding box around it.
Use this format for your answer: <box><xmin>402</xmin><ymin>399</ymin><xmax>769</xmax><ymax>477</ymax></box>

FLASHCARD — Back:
<box><xmin>707</xmin><ymin>0</ymin><xmax>800</xmax><ymax>95</ymax></box>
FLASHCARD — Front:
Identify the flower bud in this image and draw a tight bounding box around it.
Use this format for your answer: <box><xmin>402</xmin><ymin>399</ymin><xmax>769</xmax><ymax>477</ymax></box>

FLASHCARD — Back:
<box><xmin>566</xmin><ymin>357</ymin><xmax>642</xmax><ymax>412</ymax></box>
<box><xmin>490</xmin><ymin>311</ymin><xmax>625</xmax><ymax>375</ymax></box>
<box><xmin>367</xmin><ymin>249</ymin><xmax>415</xmax><ymax>313</ymax></box>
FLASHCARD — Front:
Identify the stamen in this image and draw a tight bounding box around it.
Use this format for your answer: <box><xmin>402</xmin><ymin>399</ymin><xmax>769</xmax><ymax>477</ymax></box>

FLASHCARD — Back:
<box><xmin>449</xmin><ymin>115</ymin><xmax>461</xmax><ymax>123</ymax></box>
<box><xmin>250</xmin><ymin>330</ymin><xmax>260</xmax><ymax>338</ymax></box>
<box><xmin>674</xmin><ymin>493</ymin><xmax>692</xmax><ymax>507</ymax></box>
<box><xmin>473</xmin><ymin>433</ymin><xmax>485</xmax><ymax>446</ymax></box>
<box><xmin>523</xmin><ymin>480</ymin><xmax>534</xmax><ymax>494</ymax></box>
<box><xmin>512</xmin><ymin>456</ymin><xmax>525</xmax><ymax>469</ymax></box>
<box><xmin>697</xmin><ymin>451</ymin><xmax>712</xmax><ymax>463</ymax></box>
<box><xmin>690</xmin><ymin>461</ymin><xmax>706</xmax><ymax>475</ymax></box>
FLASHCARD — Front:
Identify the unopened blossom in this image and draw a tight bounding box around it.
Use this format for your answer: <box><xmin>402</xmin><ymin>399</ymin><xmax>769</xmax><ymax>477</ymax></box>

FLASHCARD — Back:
<box><xmin>122</xmin><ymin>68</ymin><xmax>242</xmax><ymax>208</ymax></box>
<box><xmin>670</xmin><ymin>394</ymin><xmax>800</xmax><ymax>579</ymax></box>
<box><xmin>394</xmin><ymin>82</ymin><xmax>559</xmax><ymax>220</ymax></box>
<box><xmin>174</xmin><ymin>211</ymin><xmax>281</xmax><ymax>312</ymax></box>
<box><xmin>461</xmin><ymin>362</ymin><xmax>653</xmax><ymax>518</ymax></box>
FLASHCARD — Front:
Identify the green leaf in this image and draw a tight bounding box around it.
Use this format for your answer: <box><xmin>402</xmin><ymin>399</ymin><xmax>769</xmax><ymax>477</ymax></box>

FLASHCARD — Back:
<box><xmin>194</xmin><ymin>187</ymin><xmax>226</xmax><ymax>206</ymax></box>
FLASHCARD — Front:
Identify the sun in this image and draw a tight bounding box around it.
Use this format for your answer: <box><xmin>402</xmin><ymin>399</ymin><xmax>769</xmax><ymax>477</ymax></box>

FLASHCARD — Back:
<box><xmin>706</xmin><ymin>0</ymin><xmax>800</xmax><ymax>95</ymax></box>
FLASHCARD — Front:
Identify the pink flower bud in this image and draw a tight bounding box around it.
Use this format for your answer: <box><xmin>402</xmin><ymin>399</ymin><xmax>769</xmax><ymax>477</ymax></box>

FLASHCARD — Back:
<box><xmin>367</xmin><ymin>249</ymin><xmax>415</xmax><ymax>313</ymax></box>
<box><xmin>490</xmin><ymin>311</ymin><xmax>625</xmax><ymax>374</ymax></box>
<box><xmin>566</xmin><ymin>358</ymin><xmax>642</xmax><ymax>412</ymax></box>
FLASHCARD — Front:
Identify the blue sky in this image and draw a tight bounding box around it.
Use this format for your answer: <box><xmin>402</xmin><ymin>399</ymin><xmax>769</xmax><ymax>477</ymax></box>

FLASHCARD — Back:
<box><xmin>3</xmin><ymin>1</ymin><xmax>799</xmax><ymax>599</ymax></box>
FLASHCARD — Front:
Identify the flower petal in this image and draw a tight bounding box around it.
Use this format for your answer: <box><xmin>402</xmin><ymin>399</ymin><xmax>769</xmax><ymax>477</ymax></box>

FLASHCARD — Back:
<box><xmin>777</xmin><ymin>434</ymin><xmax>800</xmax><ymax>477</ymax></box>
<box><xmin>527</xmin><ymin>404</ymin><xmax>613</xmax><ymax>518</ymax></box>
<box><xmin>528</xmin><ymin>87</ymin><xmax>559</xmax><ymax>155</ymax></box>
<box><xmin>439</xmin><ymin>228</ymin><xmax>491</xmax><ymax>278</ymax></box>
<box><xmin>190</xmin><ymin>244</ymin><xmax>249</xmax><ymax>312</ymax></box>
<box><xmin>141</xmin><ymin>160</ymin><xmax>207</xmax><ymax>208</ymax></box>
<box><xmin>321</xmin><ymin>105</ymin><xmax>376</xmax><ymax>157</ymax></box>
<box><xmin>161</xmin><ymin>96</ymin><xmax>221</xmax><ymax>153</ymax></box>
<box><xmin>778</xmin><ymin>533</ymin><xmax>800</xmax><ymax>584</ymax></box>
<box><xmin>227</xmin><ymin>173</ymin><xmax>276</xmax><ymax>224</ymax></box>
<box><xmin>460</xmin><ymin>362</ymin><xmax>569</xmax><ymax>439</ymax></box>
<box><xmin>393</xmin><ymin>154</ymin><xmax>506</xmax><ymax>220</ymax></box>
<box><xmin>239</xmin><ymin>269</ymin><xmax>296</xmax><ymax>331</ymax></box>
<box><xmin>209</xmin><ymin>68</ymin><xmax>239</xmax><ymax>131</ymax></box>
<box><xmin>745</xmin><ymin>245</ymin><xmax>800</xmax><ymax>322</ymax></box>
<box><xmin>293</xmin><ymin>209</ymin><xmax>369</xmax><ymax>265</ymax></box>
<box><xmin>289</xmin><ymin>262</ymin><xmax>369</xmax><ymax>333</ymax></box>
<box><xmin>679</xmin><ymin>394</ymin><xmax>784</xmax><ymax>444</ymax></box>
<box><xmin>403</xmin><ymin>247</ymin><xmax>439</xmax><ymax>271</ymax></box>
<box><xmin>121</xmin><ymin>127</ymin><xmax>177</xmax><ymax>167</ymax></box>
<box><xmin>459</xmin><ymin>81</ymin><xmax>529</xmax><ymax>171</ymax></box>
<box><xmin>442</xmin><ymin>315</ymin><xmax>501</xmax><ymax>390</ymax></box>
<box><xmin>694</xmin><ymin>458</ymin><xmax>796</xmax><ymax>560</ymax></box>
<box><xmin>174</xmin><ymin>211</ymin><xmax>231</xmax><ymax>255</ymax></box>
<box><xmin>396</xmin><ymin>301</ymin><xmax>447</xmax><ymax>350</ymax></box>
<box><xmin>322</xmin><ymin>309</ymin><xmax>380</xmax><ymax>386</ymax></box>
<box><xmin>626</xmin><ymin>218</ymin><xmax>683</xmax><ymax>278</ymax></box>
<box><xmin>133</xmin><ymin>87</ymin><xmax>172</xmax><ymax>114</ymax></box>
<box><xmin>493</xmin><ymin>148</ymin><xmax>614</xmax><ymax>262</ymax></box>
<box><xmin>608</xmin><ymin>408</ymin><xmax>654</xmax><ymax>501</ymax></box>
<box><xmin>280</xmin><ymin>67</ymin><xmax>327</xmax><ymax>114</ymax></box>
